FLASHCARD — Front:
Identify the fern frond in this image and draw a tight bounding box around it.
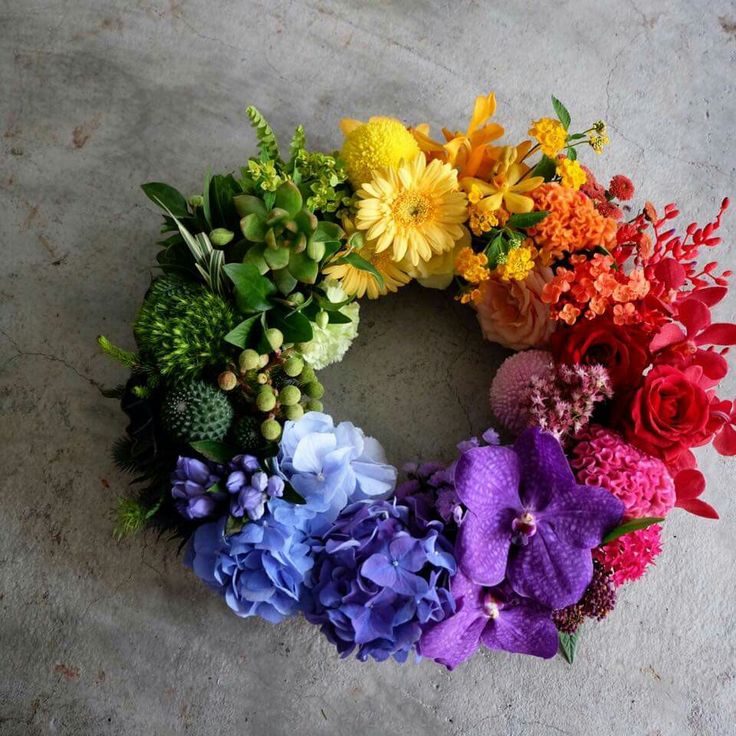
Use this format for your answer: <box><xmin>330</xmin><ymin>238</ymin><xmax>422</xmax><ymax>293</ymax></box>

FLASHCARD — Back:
<box><xmin>246</xmin><ymin>106</ymin><xmax>280</xmax><ymax>161</ymax></box>
<box><xmin>97</xmin><ymin>336</ymin><xmax>138</xmax><ymax>368</ymax></box>
<box><xmin>112</xmin><ymin>436</ymin><xmax>139</xmax><ymax>473</ymax></box>
<box><xmin>288</xmin><ymin>124</ymin><xmax>306</xmax><ymax>167</ymax></box>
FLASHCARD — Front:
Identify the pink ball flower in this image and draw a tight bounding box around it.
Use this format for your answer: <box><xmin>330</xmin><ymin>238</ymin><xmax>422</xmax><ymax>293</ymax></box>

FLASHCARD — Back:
<box><xmin>570</xmin><ymin>425</ymin><xmax>676</xmax><ymax>519</ymax></box>
<box><xmin>490</xmin><ymin>350</ymin><xmax>555</xmax><ymax>434</ymax></box>
<box><xmin>594</xmin><ymin>526</ymin><xmax>662</xmax><ymax>587</ymax></box>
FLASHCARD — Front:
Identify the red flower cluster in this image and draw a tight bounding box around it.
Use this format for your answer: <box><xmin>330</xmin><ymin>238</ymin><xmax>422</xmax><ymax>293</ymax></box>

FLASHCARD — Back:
<box><xmin>545</xmin><ymin>189</ymin><xmax>735</xmax><ymax>518</ymax></box>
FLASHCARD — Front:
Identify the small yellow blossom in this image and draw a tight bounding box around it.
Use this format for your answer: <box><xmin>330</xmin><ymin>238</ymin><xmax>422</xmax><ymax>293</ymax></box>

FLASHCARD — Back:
<box><xmin>455</xmin><ymin>247</ymin><xmax>490</xmax><ymax>284</ymax></box>
<box><xmin>588</xmin><ymin>121</ymin><xmax>610</xmax><ymax>154</ymax></box>
<box><xmin>459</xmin><ymin>287</ymin><xmax>482</xmax><ymax>304</ymax></box>
<box><xmin>528</xmin><ymin>117</ymin><xmax>568</xmax><ymax>157</ymax></box>
<box><xmin>496</xmin><ymin>245</ymin><xmax>536</xmax><ymax>282</ymax></box>
<box><xmin>468</xmin><ymin>204</ymin><xmax>498</xmax><ymax>236</ymax></box>
<box><xmin>557</xmin><ymin>158</ymin><xmax>587</xmax><ymax>190</ymax></box>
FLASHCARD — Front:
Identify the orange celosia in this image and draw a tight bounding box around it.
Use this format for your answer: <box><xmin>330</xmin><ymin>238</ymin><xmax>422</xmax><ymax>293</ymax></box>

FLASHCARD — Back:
<box><xmin>529</xmin><ymin>183</ymin><xmax>618</xmax><ymax>263</ymax></box>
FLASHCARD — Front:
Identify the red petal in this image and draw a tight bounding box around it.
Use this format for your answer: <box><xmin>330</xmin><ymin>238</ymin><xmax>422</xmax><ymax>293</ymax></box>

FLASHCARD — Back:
<box><xmin>677</xmin><ymin>298</ymin><xmax>711</xmax><ymax>336</ymax></box>
<box><xmin>654</xmin><ymin>258</ymin><xmax>686</xmax><ymax>290</ymax></box>
<box><xmin>693</xmin><ymin>286</ymin><xmax>727</xmax><ymax>307</ymax></box>
<box><xmin>674</xmin><ymin>467</ymin><xmax>705</xmax><ymax>500</ymax></box>
<box><xmin>695</xmin><ymin>323</ymin><xmax>736</xmax><ymax>346</ymax></box>
<box><xmin>695</xmin><ymin>349</ymin><xmax>728</xmax><ymax>381</ymax></box>
<box><xmin>713</xmin><ymin>423</ymin><xmax>736</xmax><ymax>456</ymax></box>
<box><xmin>650</xmin><ymin>323</ymin><xmax>686</xmax><ymax>352</ymax></box>
<box><xmin>675</xmin><ymin>498</ymin><xmax>719</xmax><ymax>519</ymax></box>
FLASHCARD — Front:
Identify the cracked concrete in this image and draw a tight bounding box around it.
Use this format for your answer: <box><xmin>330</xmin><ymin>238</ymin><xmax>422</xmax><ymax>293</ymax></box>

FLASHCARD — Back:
<box><xmin>1</xmin><ymin>1</ymin><xmax>735</xmax><ymax>734</ymax></box>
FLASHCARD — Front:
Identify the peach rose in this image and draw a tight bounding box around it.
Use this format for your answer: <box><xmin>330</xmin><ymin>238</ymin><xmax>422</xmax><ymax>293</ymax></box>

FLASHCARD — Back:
<box><xmin>475</xmin><ymin>267</ymin><xmax>555</xmax><ymax>350</ymax></box>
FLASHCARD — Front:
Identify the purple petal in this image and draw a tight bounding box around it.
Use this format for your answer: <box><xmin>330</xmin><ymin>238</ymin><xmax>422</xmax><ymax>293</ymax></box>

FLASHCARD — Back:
<box><xmin>389</xmin><ymin>535</ymin><xmax>426</xmax><ymax>572</ymax></box>
<box><xmin>392</xmin><ymin>568</ymin><xmax>429</xmax><ymax>597</ymax></box>
<box><xmin>507</xmin><ymin>526</ymin><xmax>593</xmax><ymax>609</ymax></box>
<box><xmin>542</xmin><ymin>484</ymin><xmax>624</xmax><ymax>549</ymax></box>
<box><xmin>481</xmin><ymin>600</ymin><xmax>557</xmax><ymax>659</ymax></box>
<box><xmin>418</xmin><ymin>606</ymin><xmax>487</xmax><ymax>670</ymax></box>
<box><xmin>456</xmin><ymin>508</ymin><xmax>514</xmax><ymax>587</ymax></box>
<box><xmin>455</xmin><ymin>445</ymin><xmax>522</xmax><ymax>517</ymax></box>
<box><xmin>513</xmin><ymin>428</ymin><xmax>576</xmax><ymax>510</ymax></box>
<box><xmin>361</xmin><ymin>554</ymin><xmax>398</xmax><ymax>588</ymax></box>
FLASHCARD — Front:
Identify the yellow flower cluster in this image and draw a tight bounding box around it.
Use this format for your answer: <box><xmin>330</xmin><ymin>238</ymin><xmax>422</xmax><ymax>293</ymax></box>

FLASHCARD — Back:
<box><xmin>556</xmin><ymin>158</ymin><xmax>587</xmax><ymax>190</ymax></box>
<box><xmin>588</xmin><ymin>121</ymin><xmax>610</xmax><ymax>154</ymax></box>
<box><xmin>455</xmin><ymin>246</ymin><xmax>490</xmax><ymax>303</ymax></box>
<box><xmin>497</xmin><ymin>245</ymin><xmax>536</xmax><ymax>282</ymax></box>
<box><xmin>529</xmin><ymin>117</ymin><xmax>568</xmax><ymax>157</ymax></box>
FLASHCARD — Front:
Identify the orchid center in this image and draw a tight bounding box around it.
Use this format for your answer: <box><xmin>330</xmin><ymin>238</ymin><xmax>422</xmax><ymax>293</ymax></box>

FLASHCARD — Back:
<box><xmin>481</xmin><ymin>592</ymin><xmax>501</xmax><ymax>620</ymax></box>
<box><xmin>511</xmin><ymin>511</ymin><xmax>537</xmax><ymax>544</ymax></box>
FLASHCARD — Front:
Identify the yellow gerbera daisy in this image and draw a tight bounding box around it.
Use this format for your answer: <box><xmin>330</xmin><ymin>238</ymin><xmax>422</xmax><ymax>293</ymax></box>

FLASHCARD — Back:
<box><xmin>324</xmin><ymin>242</ymin><xmax>412</xmax><ymax>299</ymax></box>
<box><xmin>354</xmin><ymin>155</ymin><xmax>468</xmax><ymax>267</ymax></box>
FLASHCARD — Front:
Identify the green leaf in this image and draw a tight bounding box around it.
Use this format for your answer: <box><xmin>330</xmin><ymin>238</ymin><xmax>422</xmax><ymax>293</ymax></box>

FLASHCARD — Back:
<box><xmin>484</xmin><ymin>234</ymin><xmax>506</xmax><ymax>269</ymax></box>
<box><xmin>224</xmin><ymin>315</ymin><xmax>260</xmax><ymax>348</ymax></box>
<box><xmin>566</xmin><ymin>146</ymin><xmax>578</xmax><ymax>162</ymax></box>
<box><xmin>559</xmin><ymin>630</ymin><xmax>579</xmax><ymax>664</ymax></box>
<box><xmin>206</xmin><ymin>480</ymin><xmax>225</xmax><ymax>495</ymax></box>
<box><xmin>97</xmin><ymin>335</ymin><xmax>138</xmax><ymax>368</ymax></box>
<box><xmin>274</xmin><ymin>181</ymin><xmax>303</xmax><ymax>217</ymax></box>
<box><xmin>240</xmin><ymin>213</ymin><xmax>267</xmax><ymax>242</ymax></box>
<box><xmin>246</xmin><ymin>106</ymin><xmax>280</xmax><ymax>161</ymax></box>
<box><xmin>224</xmin><ymin>262</ymin><xmax>277</xmax><ymax>312</ymax></box>
<box><xmin>225</xmin><ymin>515</ymin><xmax>247</xmax><ymax>536</ymax></box>
<box><xmin>209</xmin><ymin>174</ymin><xmax>241</xmax><ymax>228</ymax></box>
<box><xmin>551</xmin><ymin>95</ymin><xmax>571</xmax><ymax>130</ymax></box>
<box><xmin>272</xmin><ymin>266</ymin><xmax>298</xmax><ymax>295</ymax></box>
<box><xmin>288</xmin><ymin>251</ymin><xmax>319</xmax><ymax>284</ymax></box>
<box><xmin>270</xmin><ymin>308</ymin><xmax>313</xmax><ymax>343</ymax></box>
<box><xmin>532</xmin><ymin>155</ymin><xmax>557</xmax><ymax>181</ymax></box>
<box><xmin>602</xmin><ymin>517</ymin><xmax>664</xmax><ymax>545</ymax></box>
<box><xmin>281</xmin><ymin>481</ymin><xmax>306</xmax><ymax>505</ymax></box>
<box><xmin>327</xmin><ymin>309</ymin><xmax>352</xmax><ymax>324</ymax></box>
<box><xmin>288</xmin><ymin>125</ymin><xmax>306</xmax><ymax>167</ymax></box>
<box><xmin>263</xmin><ymin>246</ymin><xmax>291</xmax><ymax>271</ymax></box>
<box><xmin>567</xmin><ymin>132</ymin><xmax>587</xmax><ymax>141</ymax></box>
<box><xmin>202</xmin><ymin>169</ymin><xmax>212</xmax><ymax>228</ymax></box>
<box><xmin>190</xmin><ymin>440</ymin><xmax>238</xmax><ymax>464</ymax></box>
<box><xmin>142</xmin><ymin>182</ymin><xmax>189</xmax><ymax>218</ymax></box>
<box><xmin>234</xmin><ymin>194</ymin><xmax>268</xmax><ymax>219</ymax></box>
<box><xmin>312</xmin><ymin>221</ymin><xmax>344</xmax><ymax>243</ymax></box>
<box><xmin>331</xmin><ymin>252</ymin><xmax>384</xmax><ymax>289</ymax></box>
<box><xmin>506</xmin><ymin>211</ymin><xmax>549</xmax><ymax>229</ymax></box>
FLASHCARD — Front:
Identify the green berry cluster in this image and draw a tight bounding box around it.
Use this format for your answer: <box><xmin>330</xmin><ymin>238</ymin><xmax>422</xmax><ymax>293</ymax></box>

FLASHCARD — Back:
<box><xmin>218</xmin><ymin>346</ymin><xmax>324</xmax><ymax>445</ymax></box>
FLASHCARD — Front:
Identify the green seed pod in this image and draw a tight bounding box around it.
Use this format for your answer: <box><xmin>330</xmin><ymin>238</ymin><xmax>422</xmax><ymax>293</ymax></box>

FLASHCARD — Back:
<box><xmin>256</xmin><ymin>389</ymin><xmax>277</xmax><ymax>412</ymax></box>
<box><xmin>258</xmin><ymin>353</ymin><xmax>270</xmax><ymax>369</ymax></box>
<box><xmin>306</xmin><ymin>399</ymin><xmax>323</xmax><ymax>413</ymax></box>
<box><xmin>256</xmin><ymin>372</ymin><xmax>269</xmax><ymax>385</ymax></box>
<box><xmin>188</xmin><ymin>194</ymin><xmax>204</xmax><ymax>208</ymax></box>
<box><xmin>279</xmin><ymin>385</ymin><xmax>301</xmax><ymax>406</ymax></box>
<box><xmin>210</xmin><ymin>228</ymin><xmax>234</xmax><ymax>246</ymax></box>
<box><xmin>283</xmin><ymin>356</ymin><xmax>304</xmax><ymax>377</ymax></box>
<box><xmin>239</xmin><ymin>349</ymin><xmax>260</xmax><ymax>372</ymax></box>
<box><xmin>307</xmin><ymin>239</ymin><xmax>326</xmax><ymax>261</ymax></box>
<box><xmin>301</xmin><ymin>365</ymin><xmax>316</xmax><ymax>383</ymax></box>
<box><xmin>316</xmin><ymin>311</ymin><xmax>329</xmax><ymax>329</ymax></box>
<box><xmin>304</xmin><ymin>381</ymin><xmax>325</xmax><ymax>399</ymax></box>
<box><xmin>261</xmin><ymin>418</ymin><xmax>282</xmax><ymax>441</ymax></box>
<box><xmin>218</xmin><ymin>371</ymin><xmax>238</xmax><ymax>391</ymax></box>
<box><xmin>265</xmin><ymin>328</ymin><xmax>284</xmax><ymax>351</ymax></box>
<box><xmin>290</xmin><ymin>292</ymin><xmax>306</xmax><ymax>306</ymax></box>
<box><xmin>283</xmin><ymin>403</ymin><xmax>304</xmax><ymax>421</ymax></box>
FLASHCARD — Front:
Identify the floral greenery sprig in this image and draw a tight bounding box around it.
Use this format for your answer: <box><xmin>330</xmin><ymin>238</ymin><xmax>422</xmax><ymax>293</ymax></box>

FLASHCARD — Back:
<box><xmin>99</xmin><ymin>91</ymin><xmax>735</xmax><ymax>670</ymax></box>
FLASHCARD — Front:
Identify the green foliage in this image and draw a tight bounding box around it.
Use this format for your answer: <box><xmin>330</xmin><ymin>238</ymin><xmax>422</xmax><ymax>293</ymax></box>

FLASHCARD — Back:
<box><xmin>160</xmin><ymin>379</ymin><xmax>234</xmax><ymax>443</ymax></box>
<box><xmin>506</xmin><ymin>211</ymin><xmax>549</xmax><ymax>229</ymax></box>
<box><xmin>288</xmin><ymin>125</ymin><xmax>306</xmax><ymax>166</ymax></box>
<box><xmin>224</xmin><ymin>262</ymin><xmax>277</xmax><ymax>312</ymax></box>
<box><xmin>113</xmin><ymin>497</ymin><xmax>157</xmax><ymax>541</ymax></box>
<box><xmin>134</xmin><ymin>276</ymin><xmax>237</xmax><ymax>377</ymax></box>
<box><xmin>551</xmin><ymin>95</ymin><xmax>571</xmax><ymax>130</ymax></box>
<box><xmin>602</xmin><ymin>517</ymin><xmax>664</xmax><ymax>545</ymax></box>
<box><xmin>558</xmin><ymin>630</ymin><xmax>580</xmax><ymax>664</ymax></box>
<box><xmin>329</xmin><ymin>252</ymin><xmax>384</xmax><ymax>289</ymax></box>
<box><xmin>97</xmin><ymin>335</ymin><xmax>138</xmax><ymax>368</ymax></box>
<box><xmin>190</xmin><ymin>439</ymin><xmax>238</xmax><ymax>463</ymax></box>
<box><xmin>531</xmin><ymin>155</ymin><xmax>558</xmax><ymax>181</ymax></box>
<box><xmin>246</xmin><ymin>106</ymin><xmax>281</xmax><ymax>162</ymax></box>
<box><xmin>231</xmin><ymin>415</ymin><xmax>265</xmax><ymax>453</ymax></box>
<box><xmin>141</xmin><ymin>182</ymin><xmax>190</xmax><ymax>218</ymax></box>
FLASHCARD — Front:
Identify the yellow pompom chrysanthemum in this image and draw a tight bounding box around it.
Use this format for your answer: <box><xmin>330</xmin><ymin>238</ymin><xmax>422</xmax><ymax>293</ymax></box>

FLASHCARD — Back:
<box><xmin>340</xmin><ymin>116</ymin><xmax>420</xmax><ymax>188</ymax></box>
<box><xmin>354</xmin><ymin>155</ymin><xmax>468</xmax><ymax>267</ymax></box>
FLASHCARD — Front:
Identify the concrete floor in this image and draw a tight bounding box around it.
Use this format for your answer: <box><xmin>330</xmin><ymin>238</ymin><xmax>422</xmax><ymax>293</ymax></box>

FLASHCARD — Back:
<box><xmin>1</xmin><ymin>1</ymin><xmax>735</xmax><ymax>734</ymax></box>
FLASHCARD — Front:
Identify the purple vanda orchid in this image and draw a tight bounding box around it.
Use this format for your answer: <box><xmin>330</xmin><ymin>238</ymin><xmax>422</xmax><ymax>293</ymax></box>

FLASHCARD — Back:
<box><xmin>455</xmin><ymin>427</ymin><xmax>624</xmax><ymax>609</ymax></box>
<box><xmin>418</xmin><ymin>570</ymin><xmax>558</xmax><ymax>668</ymax></box>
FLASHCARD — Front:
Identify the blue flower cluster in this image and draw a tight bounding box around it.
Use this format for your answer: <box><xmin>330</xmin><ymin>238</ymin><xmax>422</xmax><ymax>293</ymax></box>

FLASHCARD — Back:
<box><xmin>303</xmin><ymin>500</ymin><xmax>456</xmax><ymax>662</ymax></box>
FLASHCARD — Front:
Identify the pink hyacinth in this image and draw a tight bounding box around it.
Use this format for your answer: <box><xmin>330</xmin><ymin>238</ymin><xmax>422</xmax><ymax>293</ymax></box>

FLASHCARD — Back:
<box><xmin>570</xmin><ymin>425</ymin><xmax>676</xmax><ymax>519</ymax></box>
<box><xmin>594</xmin><ymin>526</ymin><xmax>662</xmax><ymax>587</ymax></box>
<box><xmin>489</xmin><ymin>350</ymin><xmax>555</xmax><ymax>434</ymax></box>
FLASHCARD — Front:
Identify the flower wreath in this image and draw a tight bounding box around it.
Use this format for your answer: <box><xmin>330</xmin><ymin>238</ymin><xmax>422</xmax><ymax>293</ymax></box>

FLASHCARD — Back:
<box><xmin>99</xmin><ymin>93</ymin><xmax>736</xmax><ymax>668</ymax></box>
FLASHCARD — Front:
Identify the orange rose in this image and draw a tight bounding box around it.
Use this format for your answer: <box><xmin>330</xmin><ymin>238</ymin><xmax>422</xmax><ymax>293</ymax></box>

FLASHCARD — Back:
<box><xmin>475</xmin><ymin>267</ymin><xmax>555</xmax><ymax>350</ymax></box>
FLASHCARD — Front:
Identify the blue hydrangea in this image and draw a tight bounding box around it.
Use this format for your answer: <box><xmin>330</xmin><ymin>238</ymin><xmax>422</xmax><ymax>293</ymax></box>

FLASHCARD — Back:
<box><xmin>302</xmin><ymin>500</ymin><xmax>456</xmax><ymax>663</ymax></box>
<box><xmin>277</xmin><ymin>412</ymin><xmax>398</xmax><ymax>534</ymax></box>
<box><xmin>186</xmin><ymin>515</ymin><xmax>313</xmax><ymax>624</ymax></box>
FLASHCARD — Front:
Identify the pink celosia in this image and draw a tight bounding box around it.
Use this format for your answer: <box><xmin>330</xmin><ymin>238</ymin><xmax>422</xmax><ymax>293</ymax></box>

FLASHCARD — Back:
<box><xmin>594</xmin><ymin>526</ymin><xmax>662</xmax><ymax>587</ymax></box>
<box><xmin>570</xmin><ymin>425</ymin><xmax>676</xmax><ymax>519</ymax></box>
<box><xmin>489</xmin><ymin>350</ymin><xmax>555</xmax><ymax>434</ymax></box>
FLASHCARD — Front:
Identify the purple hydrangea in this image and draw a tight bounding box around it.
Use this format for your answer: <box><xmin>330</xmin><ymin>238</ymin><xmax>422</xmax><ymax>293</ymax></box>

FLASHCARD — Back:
<box><xmin>186</xmin><ymin>515</ymin><xmax>312</xmax><ymax>624</ymax></box>
<box><xmin>226</xmin><ymin>454</ymin><xmax>284</xmax><ymax>521</ymax></box>
<box><xmin>303</xmin><ymin>500</ymin><xmax>456</xmax><ymax>663</ymax></box>
<box><xmin>455</xmin><ymin>427</ymin><xmax>624</xmax><ymax>609</ymax></box>
<box><xmin>418</xmin><ymin>571</ymin><xmax>558</xmax><ymax>669</ymax></box>
<box><xmin>171</xmin><ymin>456</ymin><xmax>225</xmax><ymax>520</ymax></box>
<box><xmin>396</xmin><ymin>462</ymin><xmax>462</xmax><ymax>526</ymax></box>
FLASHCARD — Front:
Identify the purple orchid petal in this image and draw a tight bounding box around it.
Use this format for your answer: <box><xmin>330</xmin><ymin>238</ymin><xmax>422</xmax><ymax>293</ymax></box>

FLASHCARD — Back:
<box><xmin>480</xmin><ymin>599</ymin><xmax>558</xmax><ymax>659</ymax></box>
<box><xmin>542</xmin><ymin>484</ymin><xmax>624</xmax><ymax>549</ymax></box>
<box><xmin>513</xmin><ymin>428</ymin><xmax>576</xmax><ymax>510</ymax></box>
<box><xmin>418</xmin><ymin>605</ymin><xmax>487</xmax><ymax>670</ymax></box>
<box><xmin>456</xmin><ymin>508</ymin><xmax>515</xmax><ymax>586</ymax></box>
<box><xmin>507</xmin><ymin>526</ymin><xmax>593</xmax><ymax>609</ymax></box>
<box><xmin>455</xmin><ymin>445</ymin><xmax>522</xmax><ymax>516</ymax></box>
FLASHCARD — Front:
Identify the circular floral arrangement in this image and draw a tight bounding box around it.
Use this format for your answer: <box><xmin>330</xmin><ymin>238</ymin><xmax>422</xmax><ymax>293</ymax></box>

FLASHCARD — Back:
<box><xmin>99</xmin><ymin>93</ymin><xmax>736</xmax><ymax>668</ymax></box>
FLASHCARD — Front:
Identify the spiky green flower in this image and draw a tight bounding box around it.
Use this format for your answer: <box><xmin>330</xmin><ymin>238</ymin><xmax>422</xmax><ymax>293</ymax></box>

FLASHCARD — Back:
<box><xmin>134</xmin><ymin>277</ymin><xmax>236</xmax><ymax>377</ymax></box>
<box><xmin>160</xmin><ymin>379</ymin><xmax>234</xmax><ymax>443</ymax></box>
<box><xmin>113</xmin><ymin>498</ymin><xmax>150</xmax><ymax>541</ymax></box>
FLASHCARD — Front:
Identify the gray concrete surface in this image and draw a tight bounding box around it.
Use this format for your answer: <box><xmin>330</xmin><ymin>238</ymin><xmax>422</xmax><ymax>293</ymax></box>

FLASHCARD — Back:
<box><xmin>1</xmin><ymin>1</ymin><xmax>735</xmax><ymax>734</ymax></box>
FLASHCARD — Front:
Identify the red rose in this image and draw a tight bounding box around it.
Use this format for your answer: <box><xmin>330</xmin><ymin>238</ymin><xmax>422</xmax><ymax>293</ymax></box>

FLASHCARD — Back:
<box><xmin>551</xmin><ymin>318</ymin><xmax>650</xmax><ymax>391</ymax></box>
<box><xmin>625</xmin><ymin>365</ymin><xmax>711</xmax><ymax>461</ymax></box>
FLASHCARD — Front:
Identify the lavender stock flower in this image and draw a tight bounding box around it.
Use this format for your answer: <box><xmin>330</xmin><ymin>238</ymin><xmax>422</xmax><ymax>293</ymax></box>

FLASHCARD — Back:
<box><xmin>171</xmin><ymin>456</ymin><xmax>225</xmax><ymax>520</ymax></box>
<box><xmin>226</xmin><ymin>454</ymin><xmax>284</xmax><ymax>521</ymax></box>
<box><xmin>455</xmin><ymin>427</ymin><xmax>624</xmax><ymax>609</ymax></box>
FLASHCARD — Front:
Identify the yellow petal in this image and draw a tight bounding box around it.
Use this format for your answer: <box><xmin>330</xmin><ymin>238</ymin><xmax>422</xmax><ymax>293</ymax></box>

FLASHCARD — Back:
<box><xmin>340</xmin><ymin>118</ymin><xmax>363</xmax><ymax>136</ymax></box>
<box><xmin>504</xmin><ymin>192</ymin><xmax>535</xmax><ymax>213</ymax></box>
<box><xmin>513</xmin><ymin>176</ymin><xmax>545</xmax><ymax>193</ymax></box>
<box><xmin>468</xmin><ymin>92</ymin><xmax>496</xmax><ymax>136</ymax></box>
